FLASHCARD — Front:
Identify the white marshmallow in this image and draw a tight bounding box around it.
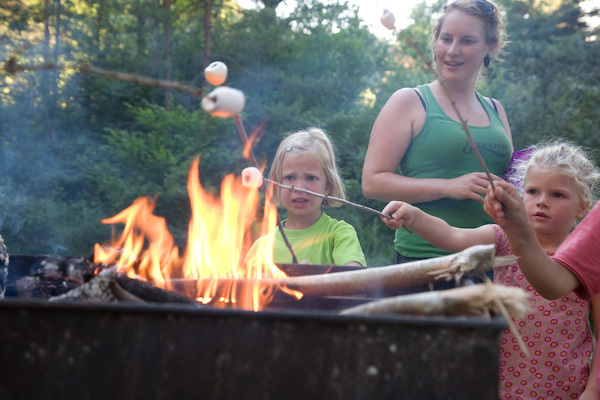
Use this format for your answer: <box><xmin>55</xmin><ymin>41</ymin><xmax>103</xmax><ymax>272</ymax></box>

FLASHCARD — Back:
<box><xmin>241</xmin><ymin>167</ymin><xmax>264</xmax><ymax>188</ymax></box>
<box><xmin>380</xmin><ymin>9</ymin><xmax>396</xmax><ymax>30</ymax></box>
<box><xmin>201</xmin><ymin>87</ymin><xmax>245</xmax><ymax>118</ymax></box>
<box><xmin>204</xmin><ymin>61</ymin><xmax>228</xmax><ymax>86</ymax></box>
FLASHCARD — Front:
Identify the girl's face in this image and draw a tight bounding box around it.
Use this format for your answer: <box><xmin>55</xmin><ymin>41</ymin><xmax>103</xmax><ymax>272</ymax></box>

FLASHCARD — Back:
<box><xmin>435</xmin><ymin>9</ymin><xmax>492</xmax><ymax>84</ymax></box>
<box><xmin>279</xmin><ymin>152</ymin><xmax>330</xmax><ymax>228</ymax></box>
<box><xmin>522</xmin><ymin>165</ymin><xmax>588</xmax><ymax>241</ymax></box>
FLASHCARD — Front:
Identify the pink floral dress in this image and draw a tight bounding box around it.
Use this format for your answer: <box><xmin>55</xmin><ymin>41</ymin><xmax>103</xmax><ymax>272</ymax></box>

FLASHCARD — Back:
<box><xmin>493</xmin><ymin>225</ymin><xmax>594</xmax><ymax>400</ymax></box>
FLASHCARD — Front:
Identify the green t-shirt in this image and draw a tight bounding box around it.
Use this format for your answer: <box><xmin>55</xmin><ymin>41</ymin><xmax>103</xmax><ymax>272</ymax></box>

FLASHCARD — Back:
<box><xmin>249</xmin><ymin>212</ymin><xmax>366</xmax><ymax>266</ymax></box>
<box><xmin>395</xmin><ymin>84</ymin><xmax>512</xmax><ymax>259</ymax></box>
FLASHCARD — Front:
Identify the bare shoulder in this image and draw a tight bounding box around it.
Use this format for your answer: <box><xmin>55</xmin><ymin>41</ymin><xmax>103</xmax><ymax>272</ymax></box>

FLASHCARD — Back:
<box><xmin>376</xmin><ymin>87</ymin><xmax>426</xmax><ymax>133</ymax></box>
<box><xmin>385</xmin><ymin>87</ymin><xmax>425</xmax><ymax>109</ymax></box>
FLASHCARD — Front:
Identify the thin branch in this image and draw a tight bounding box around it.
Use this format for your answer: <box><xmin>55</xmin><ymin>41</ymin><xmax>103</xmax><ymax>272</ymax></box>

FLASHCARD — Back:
<box><xmin>437</xmin><ymin>76</ymin><xmax>496</xmax><ymax>192</ymax></box>
<box><xmin>265</xmin><ymin>177</ymin><xmax>390</xmax><ymax>219</ymax></box>
<box><xmin>3</xmin><ymin>57</ymin><xmax>205</xmax><ymax>97</ymax></box>
<box><xmin>263</xmin><ymin>177</ymin><xmax>413</xmax><ymax>233</ymax></box>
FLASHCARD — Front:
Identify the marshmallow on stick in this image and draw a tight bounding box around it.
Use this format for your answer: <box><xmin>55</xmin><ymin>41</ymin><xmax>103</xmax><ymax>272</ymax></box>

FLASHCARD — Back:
<box><xmin>204</xmin><ymin>61</ymin><xmax>228</xmax><ymax>86</ymax></box>
<box><xmin>380</xmin><ymin>9</ymin><xmax>396</xmax><ymax>30</ymax></box>
<box><xmin>201</xmin><ymin>86</ymin><xmax>245</xmax><ymax>118</ymax></box>
<box><xmin>242</xmin><ymin>167</ymin><xmax>264</xmax><ymax>189</ymax></box>
<box><xmin>240</xmin><ymin>167</ymin><xmax>412</xmax><ymax>233</ymax></box>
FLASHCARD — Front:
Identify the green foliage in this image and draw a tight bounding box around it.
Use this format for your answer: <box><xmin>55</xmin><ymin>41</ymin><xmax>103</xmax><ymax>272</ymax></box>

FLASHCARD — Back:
<box><xmin>486</xmin><ymin>0</ymin><xmax>600</xmax><ymax>165</ymax></box>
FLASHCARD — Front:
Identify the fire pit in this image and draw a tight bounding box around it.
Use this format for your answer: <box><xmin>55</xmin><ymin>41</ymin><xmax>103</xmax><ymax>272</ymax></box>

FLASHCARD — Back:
<box><xmin>0</xmin><ymin>254</ymin><xmax>506</xmax><ymax>400</ymax></box>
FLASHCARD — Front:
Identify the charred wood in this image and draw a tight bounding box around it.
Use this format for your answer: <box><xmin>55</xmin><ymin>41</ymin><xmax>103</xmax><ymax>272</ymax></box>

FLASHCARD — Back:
<box><xmin>49</xmin><ymin>269</ymin><xmax>200</xmax><ymax>306</ymax></box>
<box><xmin>34</xmin><ymin>255</ymin><xmax>100</xmax><ymax>284</ymax></box>
<box><xmin>7</xmin><ymin>255</ymin><xmax>100</xmax><ymax>299</ymax></box>
<box><xmin>114</xmin><ymin>274</ymin><xmax>200</xmax><ymax>305</ymax></box>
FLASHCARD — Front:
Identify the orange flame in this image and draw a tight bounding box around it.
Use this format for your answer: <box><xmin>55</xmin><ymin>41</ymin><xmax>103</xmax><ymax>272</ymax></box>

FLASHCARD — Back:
<box><xmin>94</xmin><ymin>158</ymin><xmax>291</xmax><ymax>311</ymax></box>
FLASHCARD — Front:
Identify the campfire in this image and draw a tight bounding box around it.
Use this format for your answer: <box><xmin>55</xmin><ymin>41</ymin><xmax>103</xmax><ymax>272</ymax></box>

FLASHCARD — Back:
<box><xmin>92</xmin><ymin>158</ymin><xmax>294</xmax><ymax>311</ymax></box>
<box><xmin>1</xmin><ymin>57</ymin><xmax>528</xmax><ymax>318</ymax></box>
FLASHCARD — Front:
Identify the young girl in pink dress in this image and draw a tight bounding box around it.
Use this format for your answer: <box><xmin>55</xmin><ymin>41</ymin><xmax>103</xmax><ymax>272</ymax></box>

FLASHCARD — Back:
<box><xmin>381</xmin><ymin>141</ymin><xmax>600</xmax><ymax>399</ymax></box>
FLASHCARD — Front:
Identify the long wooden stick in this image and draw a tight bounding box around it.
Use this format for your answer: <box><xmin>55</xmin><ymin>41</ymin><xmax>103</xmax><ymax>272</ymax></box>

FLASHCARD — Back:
<box><xmin>168</xmin><ymin>245</ymin><xmax>517</xmax><ymax>298</ymax></box>
<box><xmin>263</xmin><ymin>177</ymin><xmax>394</xmax><ymax>221</ymax></box>
<box><xmin>3</xmin><ymin>58</ymin><xmax>206</xmax><ymax>97</ymax></box>
<box><xmin>282</xmin><ymin>244</ymin><xmax>514</xmax><ymax>296</ymax></box>
<box><xmin>339</xmin><ymin>282</ymin><xmax>530</xmax><ymax>318</ymax></box>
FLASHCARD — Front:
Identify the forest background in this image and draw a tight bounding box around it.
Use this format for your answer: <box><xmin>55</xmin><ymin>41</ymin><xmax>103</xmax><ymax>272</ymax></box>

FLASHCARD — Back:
<box><xmin>1</xmin><ymin>0</ymin><xmax>599</xmax><ymax>266</ymax></box>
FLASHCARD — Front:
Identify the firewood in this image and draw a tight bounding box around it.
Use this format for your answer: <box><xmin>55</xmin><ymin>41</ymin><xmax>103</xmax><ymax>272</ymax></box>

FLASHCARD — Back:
<box><xmin>281</xmin><ymin>244</ymin><xmax>517</xmax><ymax>297</ymax></box>
<box><xmin>12</xmin><ymin>275</ymin><xmax>81</xmax><ymax>299</ymax></box>
<box><xmin>49</xmin><ymin>269</ymin><xmax>123</xmax><ymax>303</ymax></box>
<box><xmin>114</xmin><ymin>274</ymin><xmax>200</xmax><ymax>305</ymax></box>
<box><xmin>36</xmin><ymin>255</ymin><xmax>99</xmax><ymax>284</ymax></box>
<box><xmin>49</xmin><ymin>269</ymin><xmax>200</xmax><ymax>305</ymax></box>
<box><xmin>339</xmin><ymin>283</ymin><xmax>530</xmax><ymax>318</ymax></box>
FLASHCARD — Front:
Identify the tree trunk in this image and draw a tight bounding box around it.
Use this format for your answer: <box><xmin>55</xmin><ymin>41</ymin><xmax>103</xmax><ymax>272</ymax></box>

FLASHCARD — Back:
<box><xmin>163</xmin><ymin>0</ymin><xmax>172</xmax><ymax>107</ymax></box>
<box><xmin>202</xmin><ymin>0</ymin><xmax>212</xmax><ymax>69</ymax></box>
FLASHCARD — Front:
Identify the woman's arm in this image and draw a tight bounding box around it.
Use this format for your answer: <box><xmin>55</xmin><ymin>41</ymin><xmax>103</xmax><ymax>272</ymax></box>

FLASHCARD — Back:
<box><xmin>362</xmin><ymin>88</ymin><xmax>435</xmax><ymax>203</ymax></box>
<box><xmin>381</xmin><ymin>201</ymin><xmax>496</xmax><ymax>252</ymax></box>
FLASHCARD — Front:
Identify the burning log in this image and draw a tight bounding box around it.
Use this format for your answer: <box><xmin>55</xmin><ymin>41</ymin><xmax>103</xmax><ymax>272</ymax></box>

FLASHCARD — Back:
<box><xmin>339</xmin><ymin>283</ymin><xmax>530</xmax><ymax>318</ymax></box>
<box><xmin>281</xmin><ymin>244</ymin><xmax>516</xmax><ymax>297</ymax></box>
<box><xmin>49</xmin><ymin>268</ymin><xmax>200</xmax><ymax>306</ymax></box>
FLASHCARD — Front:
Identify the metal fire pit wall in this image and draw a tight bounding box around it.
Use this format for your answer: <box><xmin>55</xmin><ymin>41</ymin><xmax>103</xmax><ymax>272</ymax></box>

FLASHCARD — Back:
<box><xmin>0</xmin><ymin>255</ymin><xmax>507</xmax><ymax>400</ymax></box>
<box><xmin>0</xmin><ymin>300</ymin><xmax>505</xmax><ymax>400</ymax></box>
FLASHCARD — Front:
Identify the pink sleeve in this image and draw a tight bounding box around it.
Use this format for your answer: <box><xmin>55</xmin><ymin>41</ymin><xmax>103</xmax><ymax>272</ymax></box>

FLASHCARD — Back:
<box><xmin>552</xmin><ymin>202</ymin><xmax>600</xmax><ymax>301</ymax></box>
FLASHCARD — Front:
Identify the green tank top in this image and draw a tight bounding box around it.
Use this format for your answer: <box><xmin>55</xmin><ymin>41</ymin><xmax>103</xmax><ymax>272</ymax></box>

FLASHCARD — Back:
<box><xmin>394</xmin><ymin>84</ymin><xmax>512</xmax><ymax>259</ymax></box>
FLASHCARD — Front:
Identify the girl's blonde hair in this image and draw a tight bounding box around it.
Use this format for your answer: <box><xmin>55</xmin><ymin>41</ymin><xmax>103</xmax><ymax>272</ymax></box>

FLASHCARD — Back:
<box><xmin>521</xmin><ymin>140</ymin><xmax>600</xmax><ymax>214</ymax></box>
<box><xmin>269</xmin><ymin>127</ymin><xmax>345</xmax><ymax>208</ymax></box>
<box><xmin>430</xmin><ymin>0</ymin><xmax>508</xmax><ymax>62</ymax></box>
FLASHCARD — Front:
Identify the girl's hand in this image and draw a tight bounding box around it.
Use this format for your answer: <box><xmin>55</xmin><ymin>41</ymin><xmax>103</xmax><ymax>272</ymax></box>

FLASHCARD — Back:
<box><xmin>483</xmin><ymin>180</ymin><xmax>526</xmax><ymax>229</ymax></box>
<box><xmin>446</xmin><ymin>172</ymin><xmax>503</xmax><ymax>203</ymax></box>
<box><xmin>381</xmin><ymin>201</ymin><xmax>417</xmax><ymax>230</ymax></box>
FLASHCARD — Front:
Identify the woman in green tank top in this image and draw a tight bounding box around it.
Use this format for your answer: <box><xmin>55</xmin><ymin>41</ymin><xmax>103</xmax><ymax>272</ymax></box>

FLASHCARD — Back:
<box><xmin>362</xmin><ymin>0</ymin><xmax>513</xmax><ymax>290</ymax></box>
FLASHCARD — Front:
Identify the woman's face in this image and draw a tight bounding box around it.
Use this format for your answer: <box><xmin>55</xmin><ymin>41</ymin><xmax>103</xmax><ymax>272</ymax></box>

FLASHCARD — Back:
<box><xmin>435</xmin><ymin>9</ymin><xmax>492</xmax><ymax>84</ymax></box>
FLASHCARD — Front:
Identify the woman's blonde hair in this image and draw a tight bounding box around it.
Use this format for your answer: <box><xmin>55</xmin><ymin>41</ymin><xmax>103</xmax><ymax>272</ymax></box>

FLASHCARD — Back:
<box><xmin>521</xmin><ymin>140</ymin><xmax>600</xmax><ymax>215</ymax></box>
<box><xmin>430</xmin><ymin>0</ymin><xmax>508</xmax><ymax>62</ymax></box>
<box><xmin>269</xmin><ymin>127</ymin><xmax>345</xmax><ymax>208</ymax></box>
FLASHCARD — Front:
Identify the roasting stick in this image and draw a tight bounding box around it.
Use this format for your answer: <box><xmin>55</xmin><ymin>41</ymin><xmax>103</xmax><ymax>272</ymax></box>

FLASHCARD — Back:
<box><xmin>437</xmin><ymin>76</ymin><xmax>496</xmax><ymax>192</ymax></box>
<box><xmin>242</xmin><ymin>166</ymin><xmax>413</xmax><ymax>233</ymax></box>
<box><xmin>263</xmin><ymin>177</ymin><xmax>396</xmax><ymax>221</ymax></box>
<box><xmin>3</xmin><ymin>58</ymin><xmax>206</xmax><ymax>97</ymax></box>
